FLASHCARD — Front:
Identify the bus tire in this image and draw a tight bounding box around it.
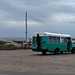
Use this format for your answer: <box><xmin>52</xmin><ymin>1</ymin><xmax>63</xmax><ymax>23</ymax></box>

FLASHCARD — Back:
<box><xmin>71</xmin><ymin>48</ymin><xmax>75</xmax><ymax>54</ymax></box>
<box><xmin>42</xmin><ymin>51</ymin><xmax>46</xmax><ymax>55</ymax></box>
<box><xmin>54</xmin><ymin>48</ymin><xmax>59</xmax><ymax>55</ymax></box>
<box><xmin>60</xmin><ymin>51</ymin><xmax>63</xmax><ymax>54</ymax></box>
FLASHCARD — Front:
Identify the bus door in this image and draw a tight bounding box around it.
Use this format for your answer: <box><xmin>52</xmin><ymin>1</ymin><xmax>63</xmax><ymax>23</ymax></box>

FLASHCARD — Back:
<box><xmin>37</xmin><ymin>34</ymin><xmax>41</xmax><ymax>50</ymax></box>
<box><xmin>67</xmin><ymin>37</ymin><xmax>71</xmax><ymax>52</ymax></box>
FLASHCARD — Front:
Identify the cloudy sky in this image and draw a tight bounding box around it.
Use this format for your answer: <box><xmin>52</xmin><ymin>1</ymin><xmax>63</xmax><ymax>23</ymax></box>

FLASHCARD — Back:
<box><xmin>0</xmin><ymin>0</ymin><xmax>75</xmax><ymax>38</ymax></box>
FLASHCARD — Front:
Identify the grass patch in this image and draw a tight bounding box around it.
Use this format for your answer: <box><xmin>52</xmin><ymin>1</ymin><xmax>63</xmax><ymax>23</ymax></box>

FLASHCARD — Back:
<box><xmin>0</xmin><ymin>44</ymin><xmax>31</xmax><ymax>50</ymax></box>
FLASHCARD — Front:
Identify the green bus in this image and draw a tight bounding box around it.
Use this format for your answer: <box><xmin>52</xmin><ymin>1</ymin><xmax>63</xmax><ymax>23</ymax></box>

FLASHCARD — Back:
<box><xmin>32</xmin><ymin>32</ymin><xmax>75</xmax><ymax>54</ymax></box>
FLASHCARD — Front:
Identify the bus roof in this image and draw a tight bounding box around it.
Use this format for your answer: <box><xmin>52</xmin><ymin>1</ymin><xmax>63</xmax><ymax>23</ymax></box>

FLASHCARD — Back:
<box><xmin>33</xmin><ymin>32</ymin><xmax>71</xmax><ymax>37</ymax></box>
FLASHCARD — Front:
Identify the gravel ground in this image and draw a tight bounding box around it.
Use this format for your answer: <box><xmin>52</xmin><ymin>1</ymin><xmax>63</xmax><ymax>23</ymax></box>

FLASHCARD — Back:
<box><xmin>0</xmin><ymin>49</ymin><xmax>75</xmax><ymax>75</ymax></box>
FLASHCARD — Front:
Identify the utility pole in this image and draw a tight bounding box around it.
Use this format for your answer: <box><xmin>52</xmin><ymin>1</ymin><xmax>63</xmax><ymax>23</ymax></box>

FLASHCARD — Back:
<box><xmin>25</xmin><ymin>11</ymin><xmax>27</xmax><ymax>48</ymax></box>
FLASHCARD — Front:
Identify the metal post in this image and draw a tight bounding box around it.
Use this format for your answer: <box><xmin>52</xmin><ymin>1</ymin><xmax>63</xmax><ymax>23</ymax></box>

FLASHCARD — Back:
<box><xmin>25</xmin><ymin>11</ymin><xmax>27</xmax><ymax>48</ymax></box>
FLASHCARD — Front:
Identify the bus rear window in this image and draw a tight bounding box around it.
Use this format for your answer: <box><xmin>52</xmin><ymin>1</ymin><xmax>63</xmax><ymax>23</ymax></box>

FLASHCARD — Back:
<box><xmin>33</xmin><ymin>37</ymin><xmax>35</xmax><ymax>42</ymax></box>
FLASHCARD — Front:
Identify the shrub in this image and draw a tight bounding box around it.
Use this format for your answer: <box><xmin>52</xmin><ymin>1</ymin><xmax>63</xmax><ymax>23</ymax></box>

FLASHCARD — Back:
<box><xmin>0</xmin><ymin>40</ymin><xmax>7</xmax><ymax>45</ymax></box>
<box><xmin>0</xmin><ymin>44</ymin><xmax>16</xmax><ymax>50</ymax></box>
<box><xmin>13</xmin><ymin>40</ymin><xmax>23</xmax><ymax>47</ymax></box>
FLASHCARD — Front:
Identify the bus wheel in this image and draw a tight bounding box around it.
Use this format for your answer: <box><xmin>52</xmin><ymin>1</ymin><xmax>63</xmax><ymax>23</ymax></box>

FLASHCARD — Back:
<box><xmin>54</xmin><ymin>48</ymin><xmax>59</xmax><ymax>55</ymax></box>
<box><xmin>42</xmin><ymin>51</ymin><xmax>46</xmax><ymax>55</ymax></box>
<box><xmin>71</xmin><ymin>48</ymin><xmax>75</xmax><ymax>54</ymax></box>
<box><xmin>60</xmin><ymin>51</ymin><xmax>63</xmax><ymax>54</ymax></box>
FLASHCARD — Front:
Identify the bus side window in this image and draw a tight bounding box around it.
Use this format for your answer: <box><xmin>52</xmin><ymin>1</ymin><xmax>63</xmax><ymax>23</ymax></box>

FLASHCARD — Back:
<box><xmin>61</xmin><ymin>37</ymin><xmax>67</xmax><ymax>43</ymax></box>
<box><xmin>61</xmin><ymin>37</ymin><xmax>64</xmax><ymax>42</ymax></box>
<box><xmin>64</xmin><ymin>38</ymin><xmax>67</xmax><ymax>43</ymax></box>
<box><xmin>53</xmin><ymin>36</ymin><xmax>56</xmax><ymax>42</ymax></box>
<box><xmin>56</xmin><ymin>37</ymin><xmax>60</xmax><ymax>42</ymax></box>
<box><xmin>49</xmin><ymin>36</ymin><xmax>52</xmax><ymax>42</ymax></box>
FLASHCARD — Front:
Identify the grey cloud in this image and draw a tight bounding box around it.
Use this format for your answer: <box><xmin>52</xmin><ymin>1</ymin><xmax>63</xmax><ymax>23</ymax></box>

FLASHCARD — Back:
<box><xmin>0</xmin><ymin>0</ymin><xmax>75</xmax><ymax>37</ymax></box>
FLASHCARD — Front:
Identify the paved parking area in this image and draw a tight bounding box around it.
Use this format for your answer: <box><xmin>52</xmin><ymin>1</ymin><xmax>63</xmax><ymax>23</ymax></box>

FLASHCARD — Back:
<box><xmin>0</xmin><ymin>49</ymin><xmax>75</xmax><ymax>75</ymax></box>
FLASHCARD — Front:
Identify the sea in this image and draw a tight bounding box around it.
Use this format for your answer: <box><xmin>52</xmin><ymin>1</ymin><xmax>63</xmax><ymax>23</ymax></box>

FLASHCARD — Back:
<box><xmin>0</xmin><ymin>37</ymin><xmax>26</xmax><ymax>41</ymax></box>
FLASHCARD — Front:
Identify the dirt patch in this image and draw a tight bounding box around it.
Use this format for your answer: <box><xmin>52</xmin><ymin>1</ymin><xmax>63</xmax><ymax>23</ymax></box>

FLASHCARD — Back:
<box><xmin>0</xmin><ymin>49</ymin><xmax>75</xmax><ymax>74</ymax></box>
